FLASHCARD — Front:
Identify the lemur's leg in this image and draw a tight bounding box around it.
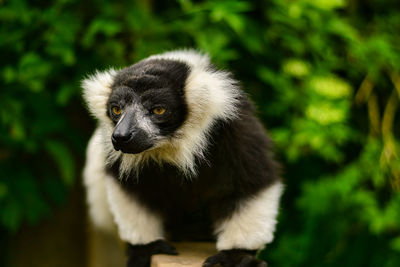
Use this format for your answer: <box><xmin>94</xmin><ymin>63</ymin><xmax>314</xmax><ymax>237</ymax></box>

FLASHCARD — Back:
<box><xmin>106</xmin><ymin>178</ymin><xmax>177</xmax><ymax>267</ymax></box>
<box><xmin>205</xmin><ymin>182</ymin><xmax>283</xmax><ymax>267</ymax></box>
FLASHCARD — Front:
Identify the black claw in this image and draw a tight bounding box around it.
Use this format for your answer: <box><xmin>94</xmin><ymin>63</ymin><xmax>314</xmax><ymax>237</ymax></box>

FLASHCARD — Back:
<box><xmin>238</xmin><ymin>256</ymin><xmax>268</xmax><ymax>267</ymax></box>
<box><xmin>151</xmin><ymin>240</ymin><xmax>178</xmax><ymax>255</ymax></box>
<box><xmin>203</xmin><ymin>249</ymin><xmax>267</xmax><ymax>267</ymax></box>
<box><xmin>202</xmin><ymin>255</ymin><xmax>219</xmax><ymax>267</ymax></box>
<box><xmin>238</xmin><ymin>255</ymin><xmax>254</xmax><ymax>266</ymax></box>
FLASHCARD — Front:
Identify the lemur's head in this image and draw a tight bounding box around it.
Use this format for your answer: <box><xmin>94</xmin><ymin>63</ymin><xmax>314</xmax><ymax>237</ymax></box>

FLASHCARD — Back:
<box><xmin>82</xmin><ymin>50</ymin><xmax>241</xmax><ymax>176</ymax></box>
<box><xmin>107</xmin><ymin>59</ymin><xmax>189</xmax><ymax>154</ymax></box>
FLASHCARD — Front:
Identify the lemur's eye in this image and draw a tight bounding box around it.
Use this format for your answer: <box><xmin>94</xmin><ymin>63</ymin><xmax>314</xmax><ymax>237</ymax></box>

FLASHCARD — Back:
<box><xmin>112</xmin><ymin>106</ymin><xmax>122</xmax><ymax>116</ymax></box>
<box><xmin>153</xmin><ymin>107</ymin><xmax>166</xmax><ymax>115</ymax></box>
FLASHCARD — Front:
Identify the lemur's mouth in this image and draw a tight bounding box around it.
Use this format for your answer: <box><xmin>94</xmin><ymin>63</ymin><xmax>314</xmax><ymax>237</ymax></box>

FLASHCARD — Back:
<box><xmin>118</xmin><ymin>144</ymin><xmax>153</xmax><ymax>154</ymax></box>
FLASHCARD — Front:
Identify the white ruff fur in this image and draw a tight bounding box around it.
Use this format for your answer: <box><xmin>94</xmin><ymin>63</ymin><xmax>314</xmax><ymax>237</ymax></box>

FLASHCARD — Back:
<box><xmin>82</xmin><ymin>50</ymin><xmax>241</xmax><ymax>177</ymax></box>
<box><xmin>215</xmin><ymin>182</ymin><xmax>284</xmax><ymax>250</ymax></box>
<box><xmin>82</xmin><ymin>128</ymin><xmax>116</xmax><ymax>232</ymax></box>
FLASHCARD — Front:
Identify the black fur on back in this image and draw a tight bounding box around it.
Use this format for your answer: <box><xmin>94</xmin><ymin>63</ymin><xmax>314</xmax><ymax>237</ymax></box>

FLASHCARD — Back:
<box><xmin>106</xmin><ymin>97</ymin><xmax>281</xmax><ymax>242</ymax></box>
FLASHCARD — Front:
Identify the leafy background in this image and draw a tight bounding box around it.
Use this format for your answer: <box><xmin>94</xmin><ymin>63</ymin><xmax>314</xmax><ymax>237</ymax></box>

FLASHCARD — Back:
<box><xmin>1</xmin><ymin>0</ymin><xmax>399</xmax><ymax>266</ymax></box>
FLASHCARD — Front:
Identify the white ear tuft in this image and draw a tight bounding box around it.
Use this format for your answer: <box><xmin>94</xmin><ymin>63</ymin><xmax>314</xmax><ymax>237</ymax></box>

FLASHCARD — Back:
<box><xmin>82</xmin><ymin>69</ymin><xmax>117</xmax><ymax>122</ymax></box>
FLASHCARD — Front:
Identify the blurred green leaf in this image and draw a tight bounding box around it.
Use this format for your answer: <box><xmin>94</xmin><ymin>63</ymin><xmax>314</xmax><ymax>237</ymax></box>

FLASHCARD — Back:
<box><xmin>82</xmin><ymin>19</ymin><xmax>122</xmax><ymax>47</ymax></box>
<box><xmin>282</xmin><ymin>59</ymin><xmax>311</xmax><ymax>77</ymax></box>
<box><xmin>0</xmin><ymin>183</ymin><xmax>7</xmax><ymax>200</ymax></box>
<box><xmin>308</xmin><ymin>75</ymin><xmax>352</xmax><ymax>99</ymax></box>
<box><xmin>1</xmin><ymin>200</ymin><xmax>22</xmax><ymax>232</ymax></box>
<box><xmin>44</xmin><ymin>140</ymin><xmax>76</xmax><ymax>186</ymax></box>
<box><xmin>56</xmin><ymin>85</ymin><xmax>77</xmax><ymax>106</ymax></box>
<box><xmin>305</xmin><ymin>0</ymin><xmax>347</xmax><ymax>10</ymax></box>
<box><xmin>391</xmin><ymin>236</ymin><xmax>400</xmax><ymax>252</ymax></box>
<box><xmin>305</xmin><ymin>102</ymin><xmax>347</xmax><ymax>124</ymax></box>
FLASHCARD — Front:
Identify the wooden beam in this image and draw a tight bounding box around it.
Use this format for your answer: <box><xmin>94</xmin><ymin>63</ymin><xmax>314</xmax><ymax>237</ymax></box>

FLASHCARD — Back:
<box><xmin>151</xmin><ymin>242</ymin><xmax>216</xmax><ymax>267</ymax></box>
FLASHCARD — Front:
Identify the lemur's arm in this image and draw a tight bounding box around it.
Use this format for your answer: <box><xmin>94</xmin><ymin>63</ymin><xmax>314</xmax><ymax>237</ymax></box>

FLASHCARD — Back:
<box><xmin>204</xmin><ymin>182</ymin><xmax>283</xmax><ymax>267</ymax></box>
<box><xmin>106</xmin><ymin>178</ymin><xmax>177</xmax><ymax>267</ymax></box>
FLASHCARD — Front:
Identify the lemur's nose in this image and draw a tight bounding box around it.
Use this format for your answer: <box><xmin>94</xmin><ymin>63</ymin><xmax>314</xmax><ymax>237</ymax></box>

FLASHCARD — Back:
<box><xmin>112</xmin><ymin>118</ymin><xmax>133</xmax><ymax>148</ymax></box>
<box><xmin>112</xmin><ymin>130</ymin><xmax>132</xmax><ymax>143</ymax></box>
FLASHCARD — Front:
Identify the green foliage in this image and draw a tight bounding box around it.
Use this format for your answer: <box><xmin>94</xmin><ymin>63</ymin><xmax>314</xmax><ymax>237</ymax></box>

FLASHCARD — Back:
<box><xmin>1</xmin><ymin>0</ymin><xmax>399</xmax><ymax>266</ymax></box>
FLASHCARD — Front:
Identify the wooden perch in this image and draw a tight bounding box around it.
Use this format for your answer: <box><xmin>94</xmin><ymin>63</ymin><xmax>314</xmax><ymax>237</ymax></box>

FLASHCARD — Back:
<box><xmin>151</xmin><ymin>242</ymin><xmax>216</xmax><ymax>267</ymax></box>
<box><xmin>88</xmin><ymin>228</ymin><xmax>216</xmax><ymax>267</ymax></box>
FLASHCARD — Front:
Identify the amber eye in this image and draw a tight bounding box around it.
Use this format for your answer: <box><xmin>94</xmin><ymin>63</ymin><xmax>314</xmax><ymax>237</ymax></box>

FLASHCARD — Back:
<box><xmin>153</xmin><ymin>107</ymin><xmax>166</xmax><ymax>115</ymax></box>
<box><xmin>112</xmin><ymin>106</ymin><xmax>121</xmax><ymax>116</ymax></box>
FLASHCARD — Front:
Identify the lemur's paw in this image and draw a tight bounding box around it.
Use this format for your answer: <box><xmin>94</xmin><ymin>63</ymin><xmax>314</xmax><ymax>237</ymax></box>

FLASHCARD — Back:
<box><xmin>126</xmin><ymin>240</ymin><xmax>178</xmax><ymax>267</ymax></box>
<box><xmin>203</xmin><ymin>249</ymin><xmax>267</xmax><ymax>267</ymax></box>
<box><xmin>149</xmin><ymin>239</ymin><xmax>178</xmax><ymax>255</ymax></box>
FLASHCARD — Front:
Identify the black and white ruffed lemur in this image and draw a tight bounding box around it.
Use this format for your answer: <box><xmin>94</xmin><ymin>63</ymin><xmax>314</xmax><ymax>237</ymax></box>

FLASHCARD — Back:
<box><xmin>82</xmin><ymin>50</ymin><xmax>283</xmax><ymax>267</ymax></box>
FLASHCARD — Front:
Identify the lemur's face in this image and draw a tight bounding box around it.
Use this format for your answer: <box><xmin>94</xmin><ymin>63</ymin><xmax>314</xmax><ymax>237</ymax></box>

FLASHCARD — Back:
<box><xmin>107</xmin><ymin>59</ymin><xmax>189</xmax><ymax>154</ymax></box>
